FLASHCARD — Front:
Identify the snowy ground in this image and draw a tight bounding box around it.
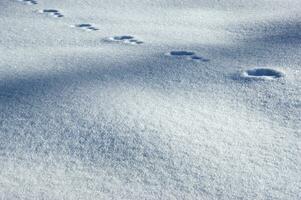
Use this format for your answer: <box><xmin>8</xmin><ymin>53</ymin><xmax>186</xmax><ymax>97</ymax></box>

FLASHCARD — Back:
<box><xmin>0</xmin><ymin>0</ymin><xmax>300</xmax><ymax>199</ymax></box>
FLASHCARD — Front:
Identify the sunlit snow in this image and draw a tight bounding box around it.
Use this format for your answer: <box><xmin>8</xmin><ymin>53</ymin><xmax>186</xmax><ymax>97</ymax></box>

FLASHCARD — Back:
<box><xmin>0</xmin><ymin>0</ymin><xmax>300</xmax><ymax>199</ymax></box>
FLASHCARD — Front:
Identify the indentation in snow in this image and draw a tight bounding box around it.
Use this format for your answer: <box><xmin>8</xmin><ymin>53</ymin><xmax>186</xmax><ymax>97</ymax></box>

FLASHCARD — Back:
<box><xmin>73</xmin><ymin>24</ymin><xmax>99</xmax><ymax>31</ymax></box>
<box><xmin>39</xmin><ymin>9</ymin><xmax>64</xmax><ymax>18</ymax></box>
<box><xmin>167</xmin><ymin>51</ymin><xmax>210</xmax><ymax>62</ymax></box>
<box><xmin>17</xmin><ymin>0</ymin><xmax>37</xmax><ymax>5</ymax></box>
<box><xmin>242</xmin><ymin>68</ymin><xmax>284</xmax><ymax>80</ymax></box>
<box><xmin>107</xmin><ymin>35</ymin><xmax>143</xmax><ymax>45</ymax></box>
<box><xmin>170</xmin><ymin>51</ymin><xmax>195</xmax><ymax>56</ymax></box>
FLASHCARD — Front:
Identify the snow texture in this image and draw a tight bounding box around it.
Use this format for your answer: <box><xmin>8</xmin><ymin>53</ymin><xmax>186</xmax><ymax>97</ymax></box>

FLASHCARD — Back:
<box><xmin>0</xmin><ymin>0</ymin><xmax>301</xmax><ymax>199</ymax></box>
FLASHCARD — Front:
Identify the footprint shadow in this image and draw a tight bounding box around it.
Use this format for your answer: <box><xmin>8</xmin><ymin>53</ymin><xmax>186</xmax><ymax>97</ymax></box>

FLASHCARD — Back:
<box><xmin>73</xmin><ymin>24</ymin><xmax>99</xmax><ymax>31</ymax></box>
<box><xmin>167</xmin><ymin>51</ymin><xmax>210</xmax><ymax>62</ymax></box>
<box><xmin>17</xmin><ymin>0</ymin><xmax>37</xmax><ymax>5</ymax></box>
<box><xmin>107</xmin><ymin>35</ymin><xmax>144</xmax><ymax>45</ymax></box>
<box><xmin>240</xmin><ymin>68</ymin><xmax>284</xmax><ymax>80</ymax></box>
<box><xmin>39</xmin><ymin>9</ymin><xmax>64</xmax><ymax>18</ymax></box>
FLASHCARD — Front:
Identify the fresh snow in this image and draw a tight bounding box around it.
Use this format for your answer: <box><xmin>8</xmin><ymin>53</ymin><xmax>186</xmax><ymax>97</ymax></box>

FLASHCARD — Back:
<box><xmin>0</xmin><ymin>0</ymin><xmax>300</xmax><ymax>199</ymax></box>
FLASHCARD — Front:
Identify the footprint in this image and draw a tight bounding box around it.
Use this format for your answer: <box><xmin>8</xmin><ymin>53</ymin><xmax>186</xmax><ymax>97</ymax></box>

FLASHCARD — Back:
<box><xmin>73</xmin><ymin>24</ymin><xmax>99</xmax><ymax>31</ymax></box>
<box><xmin>167</xmin><ymin>51</ymin><xmax>209</xmax><ymax>62</ymax></box>
<box><xmin>169</xmin><ymin>51</ymin><xmax>195</xmax><ymax>56</ymax></box>
<box><xmin>190</xmin><ymin>56</ymin><xmax>210</xmax><ymax>62</ymax></box>
<box><xmin>17</xmin><ymin>0</ymin><xmax>37</xmax><ymax>5</ymax></box>
<box><xmin>241</xmin><ymin>68</ymin><xmax>284</xmax><ymax>80</ymax></box>
<box><xmin>108</xmin><ymin>35</ymin><xmax>143</xmax><ymax>45</ymax></box>
<box><xmin>39</xmin><ymin>9</ymin><xmax>64</xmax><ymax>18</ymax></box>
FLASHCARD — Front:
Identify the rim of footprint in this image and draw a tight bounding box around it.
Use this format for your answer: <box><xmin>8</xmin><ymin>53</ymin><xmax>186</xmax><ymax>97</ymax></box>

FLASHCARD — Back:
<box><xmin>167</xmin><ymin>51</ymin><xmax>210</xmax><ymax>62</ymax></box>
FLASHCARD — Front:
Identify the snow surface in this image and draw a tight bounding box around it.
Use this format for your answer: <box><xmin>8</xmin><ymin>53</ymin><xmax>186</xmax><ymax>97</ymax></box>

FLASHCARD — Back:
<box><xmin>0</xmin><ymin>0</ymin><xmax>300</xmax><ymax>199</ymax></box>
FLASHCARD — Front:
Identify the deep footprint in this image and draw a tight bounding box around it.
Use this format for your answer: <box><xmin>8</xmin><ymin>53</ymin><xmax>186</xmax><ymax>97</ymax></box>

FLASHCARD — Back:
<box><xmin>113</xmin><ymin>36</ymin><xmax>134</xmax><ymax>40</ymax></box>
<box><xmin>191</xmin><ymin>56</ymin><xmax>210</xmax><ymax>62</ymax></box>
<box><xmin>109</xmin><ymin>35</ymin><xmax>143</xmax><ymax>45</ymax></box>
<box><xmin>18</xmin><ymin>0</ymin><xmax>37</xmax><ymax>5</ymax></box>
<box><xmin>170</xmin><ymin>51</ymin><xmax>195</xmax><ymax>56</ymax></box>
<box><xmin>242</xmin><ymin>68</ymin><xmax>284</xmax><ymax>79</ymax></box>
<box><xmin>40</xmin><ymin>9</ymin><xmax>64</xmax><ymax>18</ymax></box>
<box><xmin>74</xmin><ymin>24</ymin><xmax>99</xmax><ymax>31</ymax></box>
<box><xmin>168</xmin><ymin>51</ymin><xmax>209</xmax><ymax>62</ymax></box>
